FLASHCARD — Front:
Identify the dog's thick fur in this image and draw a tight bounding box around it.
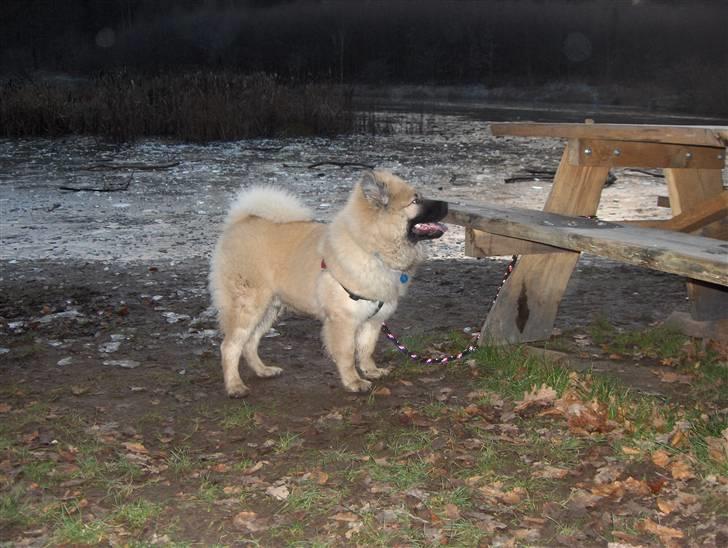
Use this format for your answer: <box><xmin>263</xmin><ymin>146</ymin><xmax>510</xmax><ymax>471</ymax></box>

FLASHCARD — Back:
<box><xmin>209</xmin><ymin>171</ymin><xmax>447</xmax><ymax>397</ymax></box>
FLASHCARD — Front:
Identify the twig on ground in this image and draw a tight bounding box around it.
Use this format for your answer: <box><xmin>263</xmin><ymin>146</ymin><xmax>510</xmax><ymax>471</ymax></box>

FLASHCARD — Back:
<box><xmin>624</xmin><ymin>168</ymin><xmax>665</xmax><ymax>178</ymax></box>
<box><xmin>59</xmin><ymin>173</ymin><xmax>134</xmax><ymax>192</ymax></box>
<box><xmin>80</xmin><ymin>161</ymin><xmax>179</xmax><ymax>171</ymax></box>
<box><xmin>307</xmin><ymin>161</ymin><xmax>375</xmax><ymax>170</ymax></box>
<box><xmin>243</xmin><ymin>146</ymin><xmax>286</xmax><ymax>153</ymax></box>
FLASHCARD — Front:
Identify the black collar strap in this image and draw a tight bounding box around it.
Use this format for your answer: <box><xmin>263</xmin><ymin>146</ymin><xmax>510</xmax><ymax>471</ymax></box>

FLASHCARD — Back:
<box><xmin>321</xmin><ymin>258</ymin><xmax>384</xmax><ymax>317</ymax></box>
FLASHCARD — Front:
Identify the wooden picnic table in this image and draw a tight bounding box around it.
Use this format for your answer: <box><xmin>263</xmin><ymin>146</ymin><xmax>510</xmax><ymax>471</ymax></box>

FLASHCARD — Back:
<box><xmin>451</xmin><ymin>122</ymin><xmax>728</xmax><ymax>344</ymax></box>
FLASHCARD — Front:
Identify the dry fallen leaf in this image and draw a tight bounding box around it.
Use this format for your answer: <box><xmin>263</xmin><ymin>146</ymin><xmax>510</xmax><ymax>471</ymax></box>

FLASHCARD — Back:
<box><xmin>233</xmin><ymin>511</ymin><xmax>268</xmax><ymax>532</ymax></box>
<box><xmin>651</xmin><ymin>449</ymin><xmax>671</xmax><ymax>468</ymax></box>
<box><xmin>640</xmin><ymin>518</ymin><xmax>684</xmax><ymax>543</ymax></box>
<box><xmin>372</xmin><ymin>386</ymin><xmax>391</xmax><ymax>397</ymax></box>
<box><xmin>0</xmin><ymin>403</ymin><xmax>12</xmax><ymax>413</ymax></box>
<box><xmin>242</xmin><ymin>461</ymin><xmax>268</xmax><ymax>475</ymax></box>
<box><xmin>330</xmin><ymin>511</ymin><xmax>359</xmax><ymax>522</ymax></box>
<box><xmin>443</xmin><ymin>503</ymin><xmax>460</xmax><ymax>520</ymax></box>
<box><xmin>265</xmin><ymin>485</ymin><xmax>290</xmax><ymax>500</ymax></box>
<box><xmin>654</xmin><ymin>370</ymin><xmax>693</xmax><ymax>384</ymax></box>
<box><xmin>705</xmin><ymin>430</ymin><xmax>728</xmax><ymax>464</ymax></box>
<box><xmin>210</xmin><ymin>463</ymin><xmax>229</xmax><ymax>473</ymax></box>
<box><xmin>657</xmin><ymin>497</ymin><xmax>676</xmax><ymax>514</ymax></box>
<box><xmin>532</xmin><ymin>466</ymin><xmax>569</xmax><ymax>479</ymax></box>
<box><xmin>500</xmin><ymin>487</ymin><xmax>526</xmax><ymax>505</ymax></box>
<box><xmin>514</xmin><ymin>384</ymin><xmax>557</xmax><ymax>413</ymax></box>
<box><xmin>669</xmin><ymin>457</ymin><xmax>695</xmax><ymax>480</ymax></box>
<box><xmin>122</xmin><ymin>442</ymin><xmax>148</xmax><ymax>454</ymax></box>
<box><xmin>590</xmin><ymin>477</ymin><xmax>650</xmax><ymax>500</ymax></box>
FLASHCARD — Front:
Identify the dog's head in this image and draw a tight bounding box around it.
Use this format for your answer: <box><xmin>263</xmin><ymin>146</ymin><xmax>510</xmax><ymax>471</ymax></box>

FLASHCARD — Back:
<box><xmin>356</xmin><ymin>170</ymin><xmax>448</xmax><ymax>243</ymax></box>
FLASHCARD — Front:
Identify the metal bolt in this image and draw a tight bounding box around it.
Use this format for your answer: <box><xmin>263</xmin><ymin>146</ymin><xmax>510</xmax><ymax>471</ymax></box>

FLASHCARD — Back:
<box><xmin>584</xmin><ymin>147</ymin><xmax>592</xmax><ymax>156</ymax></box>
<box><xmin>613</xmin><ymin>148</ymin><xmax>621</xmax><ymax>156</ymax></box>
<box><xmin>685</xmin><ymin>152</ymin><xmax>693</xmax><ymax>160</ymax></box>
<box><xmin>719</xmin><ymin>153</ymin><xmax>725</xmax><ymax>160</ymax></box>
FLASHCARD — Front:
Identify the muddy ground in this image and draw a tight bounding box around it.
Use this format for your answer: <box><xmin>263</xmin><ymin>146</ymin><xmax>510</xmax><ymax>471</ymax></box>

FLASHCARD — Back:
<box><xmin>1</xmin><ymin>113</ymin><xmax>726</xmax><ymax>545</ymax></box>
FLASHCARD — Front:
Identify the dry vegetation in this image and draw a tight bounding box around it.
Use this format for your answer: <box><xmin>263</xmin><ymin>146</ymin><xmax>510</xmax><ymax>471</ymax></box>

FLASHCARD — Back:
<box><xmin>0</xmin><ymin>72</ymin><xmax>357</xmax><ymax>141</ymax></box>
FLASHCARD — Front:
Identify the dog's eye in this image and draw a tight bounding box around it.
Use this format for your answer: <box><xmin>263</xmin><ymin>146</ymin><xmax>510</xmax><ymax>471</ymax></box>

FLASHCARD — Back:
<box><xmin>410</xmin><ymin>197</ymin><xmax>422</xmax><ymax>206</ymax></box>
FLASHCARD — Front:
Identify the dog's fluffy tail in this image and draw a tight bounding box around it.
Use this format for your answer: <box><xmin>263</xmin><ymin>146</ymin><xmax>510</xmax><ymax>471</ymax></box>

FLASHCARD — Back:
<box><xmin>226</xmin><ymin>186</ymin><xmax>313</xmax><ymax>225</ymax></box>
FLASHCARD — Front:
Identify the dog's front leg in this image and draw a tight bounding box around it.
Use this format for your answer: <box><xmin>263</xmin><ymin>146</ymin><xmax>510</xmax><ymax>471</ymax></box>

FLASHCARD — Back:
<box><xmin>322</xmin><ymin>315</ymin><xmax>371</xmax><ymax>393</ymax></box>
<box><xmin>357</xmin><ymin>320</ymin><xmax>391</xmax><ymax>380</ymax></box>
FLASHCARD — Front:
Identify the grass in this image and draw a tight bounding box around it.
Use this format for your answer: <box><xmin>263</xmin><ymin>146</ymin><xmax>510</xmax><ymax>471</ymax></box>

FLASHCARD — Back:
<box><xmin>197</xmin><ymin>474</ymin><xmax>224</xmax><ymax>505</ymax></box>
<box><xmin>112</xmin><ymin>499</ymin><xmax>162</xmax><ymax>532</ymax></box>
<box><xmin>274</xmin><ymin>432</ymin><xmax>302</xmax><ymax>454</ymax></box>
<box><xmin>367</xmin><ymin>457</ymin><xmax>431</xmax><ymax>491</ymax></box>
<box><xmin>219</xmin><ymin>402</ymin><xmax>256</xmax><ymax>430</ymax></box>
<box><xmin>589</xmin><ymin>317</ymin><xmax>687</xmax><ymax>359</ymax></box>
<box><xmin>50</xmin><ymin>504</ymin><xmax>110</xmax><ymax>545</ymax></box>
<box><xmin>470</xmin><ymin>344</ymin><xmax>573</xmax><ymax>400</ymax></box>
<box><xmin>0</xmin><ymin>489</ymin><xmax>31</xmax><ymax>531</ymax></box>
<box><xmin>167</xmin><ymin>446</ymin><xmax>195</xmax><ymax>476</ymax></box>
<box><xmin>282</xmin><ymin>484</ymin><xmax>340</xmax><ymax>514</ymax></box>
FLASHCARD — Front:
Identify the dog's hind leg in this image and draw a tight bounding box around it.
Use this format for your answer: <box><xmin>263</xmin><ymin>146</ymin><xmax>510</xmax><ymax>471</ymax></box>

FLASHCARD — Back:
<box><xmin>219</xmin><ymin>293</ymin><xmax>272</xmax><ymax>398</ymax></box>
<box><xmin>323</xmin><ymin>314</ymin><xmax>371</xmax><ymax>393</ymax></box>
<box><xmin>242</xmin><ymin>299</ymin><xmax>284</xmax><ymax>378</ymax></box>
<box><xmin>221</xmin><ymin>327</ymin><xmax>251</xmax><ymax>398</ymax></box>
<box><xmin>356</xmin><ymin>320</ymin><xmax>391</xmax><ymax>380</ymax></box>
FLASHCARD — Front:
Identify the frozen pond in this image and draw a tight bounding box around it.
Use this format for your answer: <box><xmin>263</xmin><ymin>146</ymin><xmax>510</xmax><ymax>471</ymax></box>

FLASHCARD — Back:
<box><xmin>1</xmin><ymin>113</ymin><xmax>710</xmax><ymax>264</ymax></box>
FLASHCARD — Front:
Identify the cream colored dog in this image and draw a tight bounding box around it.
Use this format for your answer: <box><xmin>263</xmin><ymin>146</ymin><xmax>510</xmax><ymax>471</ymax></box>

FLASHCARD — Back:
<box><xmin>209</xmin><ymin>171</ymin><xmax>447</xmax><ymax>397</ymax></box>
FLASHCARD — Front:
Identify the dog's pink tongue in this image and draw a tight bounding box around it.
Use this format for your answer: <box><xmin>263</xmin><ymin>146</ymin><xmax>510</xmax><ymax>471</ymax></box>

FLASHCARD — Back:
<box><xmin>413</xmin><ymin>222</ymin><xmax>448</xmax><ymax>235</ymax></box>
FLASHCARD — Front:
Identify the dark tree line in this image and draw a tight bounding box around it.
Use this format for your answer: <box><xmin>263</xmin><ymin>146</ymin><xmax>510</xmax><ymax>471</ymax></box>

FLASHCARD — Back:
<box><xmin>1</xmin><ymin>1</ymin><xmax>726</xmax><ymax>111</ymax></box>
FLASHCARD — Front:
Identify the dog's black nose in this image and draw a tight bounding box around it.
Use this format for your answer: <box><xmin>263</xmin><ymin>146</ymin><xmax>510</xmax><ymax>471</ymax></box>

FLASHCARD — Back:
<box><xmin>423</xmin><ymin>199</ymin><xmax>448</xmax><ymax>221</ymax></box>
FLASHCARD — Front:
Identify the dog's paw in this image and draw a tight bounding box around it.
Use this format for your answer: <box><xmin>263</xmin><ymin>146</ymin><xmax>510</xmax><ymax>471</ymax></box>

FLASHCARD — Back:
<box><xmin>361</xmin><ymin>366</ymin><xmax>391</xmax><ymax>380</ymax></box>
<box><xmin>343</xmin><ymin>378</ymin><xmax>372</xmax><ymax>393</ymax></box>
<box><xmin>226</xmin><ymin>382</ymin><xmax>251</xmax><ymax>398</ymax></box>
<box><xmin>256</xmin><ymin>365</ymin><xmax>283</xmax><ymax>378</ymax></box>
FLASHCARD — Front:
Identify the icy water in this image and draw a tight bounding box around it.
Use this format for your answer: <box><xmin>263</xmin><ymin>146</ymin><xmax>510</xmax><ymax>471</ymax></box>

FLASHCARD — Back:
<box><xmin>1</xmin><ymin>112</ymin><xmax>712</xmax><ymax>264</ymax></box>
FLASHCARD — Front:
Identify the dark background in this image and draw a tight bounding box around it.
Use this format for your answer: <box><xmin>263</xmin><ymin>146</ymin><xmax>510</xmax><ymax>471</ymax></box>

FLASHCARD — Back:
<box><xmin>2</xmin><ymin>0</ymin><xmax>727</xmax><ymax>116</ymax></box>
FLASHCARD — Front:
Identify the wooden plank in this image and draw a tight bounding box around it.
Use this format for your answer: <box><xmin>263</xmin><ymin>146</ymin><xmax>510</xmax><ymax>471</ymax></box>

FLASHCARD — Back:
<box><xmin>624</xmin><ymin>192</ymin><xmax>728</xmax><ymax>232</ymax></box>
<box><xmin>465</xmin><ymin>228</ymin><xmax>562</xmax><ymax>256</ymax></box>
<box><xmin>477</xmin><ymin>144</ymin><xmax>610</xmax><ymax>343</ymax></box>
<box><xmin>445</xmin><ymin>205</ymin><xmax>728</xmax><ymax>286</ymax></box>
<box><xmin>664</xmin><ymin>169</ymin><xmax>724</xmax><ymax>215</ymax></box>
<box><xmin>490</xmin><ymin>122</ymin><xmax>728</xmax><ymax>147</ymax></box>
<box><xmin>664</xmin><ymin>168</ymin><xmax>728</xmax><ymax>321</ymax></box>
<box><xmin>568</xmin><ymin>139</ymin><xmax>725</xmax><ymax>169</ymax></box>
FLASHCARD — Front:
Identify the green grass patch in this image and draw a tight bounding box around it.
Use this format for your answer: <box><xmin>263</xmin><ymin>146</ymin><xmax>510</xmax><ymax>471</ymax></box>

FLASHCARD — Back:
<box><xmin>274</xmin><ymin>432</ymin><xmax>303</xmax><ymax>454</ymax></box>
<box><xmin>112</xmin><ymin>499</ymin><xmax>162</xmax><ymax>532</ymax></box>
<box><xmin>589</xmin><ymin>318</ymin><xmax>686</xmax><ymax>359</ymax></box>
<box><xmin>219</xmin><ymin>402</ymin><xmax>256</xmax><ymax>430</ymax></box>
<box><xmin>166</xmin><ymin>446</ymin><xmax>195</xmax><ymax>476</ymax></box>
<box><xmin>471</xmin><ymin>344</ymin><xmax>572</xmax><ymax>400</ymax></box>
<box><xmin>282</xmin><ymin>484</ymin><xmax>340</xmax><ymax>515</ymax></box>
<box><xmin>367</xmin><ymin>457</ymin><xmax>431</xmax><ymax>491</ymax></box>
<box><xmin>0</xmin><ymin>488</ymin><xmax>32</xmax><ymax>531</ymax></box>
<box><xmin>49</xmin><ymin>504</ymin><xmax>110</xmax><ymax>545</ymax></box>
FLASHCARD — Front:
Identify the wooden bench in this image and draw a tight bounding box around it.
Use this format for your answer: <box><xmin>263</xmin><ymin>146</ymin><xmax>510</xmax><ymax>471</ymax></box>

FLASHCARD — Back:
<box><xmin>445</xmin><ymin>122</ymin><xmax>728</xmax><ymax>343</ymax></box>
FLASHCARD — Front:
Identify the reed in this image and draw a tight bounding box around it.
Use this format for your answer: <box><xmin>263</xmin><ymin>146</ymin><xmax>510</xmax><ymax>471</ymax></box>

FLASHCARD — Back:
<box><xmin>0</xmin><ymin>72</ymin><xmax>357</xmax><ymax>142</ymax></box>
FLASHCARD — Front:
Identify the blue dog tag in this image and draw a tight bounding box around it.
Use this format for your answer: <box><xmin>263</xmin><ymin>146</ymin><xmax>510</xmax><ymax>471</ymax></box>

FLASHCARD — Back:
<box><xmin>400</xmin><ymin>273</ymin><xmax>409</xmax><ymax>284</ymax></box>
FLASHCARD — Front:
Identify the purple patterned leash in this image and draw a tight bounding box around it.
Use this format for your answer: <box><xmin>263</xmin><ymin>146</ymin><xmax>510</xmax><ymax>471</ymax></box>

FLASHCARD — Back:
<box><xmin>380</xmin><ymin>255</ymin><xmax>519</xmax><ymax>365</ymax></box>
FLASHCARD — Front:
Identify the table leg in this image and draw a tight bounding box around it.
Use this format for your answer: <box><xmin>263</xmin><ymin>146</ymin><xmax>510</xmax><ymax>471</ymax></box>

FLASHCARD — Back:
<box><xmin>481</xmin><ymin>143</ymin><xmax>609</xmax><ymax>343</ymax></box>
<box><xmin>664</xmin><ymin>168</ymin><xmax>728</xmax><ymax>321</ymax></box>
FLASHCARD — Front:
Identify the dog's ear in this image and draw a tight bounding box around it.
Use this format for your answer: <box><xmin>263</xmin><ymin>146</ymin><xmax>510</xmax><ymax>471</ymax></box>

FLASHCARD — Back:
<box><xmin>360</xmin><ymin>170</ymin><xmax>390</xmax><ymax>207</ymax></box>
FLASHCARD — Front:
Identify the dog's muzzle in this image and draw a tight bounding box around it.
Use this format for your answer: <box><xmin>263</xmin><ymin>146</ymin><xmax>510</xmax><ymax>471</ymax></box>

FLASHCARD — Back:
<box><xmin>408</xmin><ymin>199</ymin><xmax>449</xmax><ymax>242</ymax></box>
